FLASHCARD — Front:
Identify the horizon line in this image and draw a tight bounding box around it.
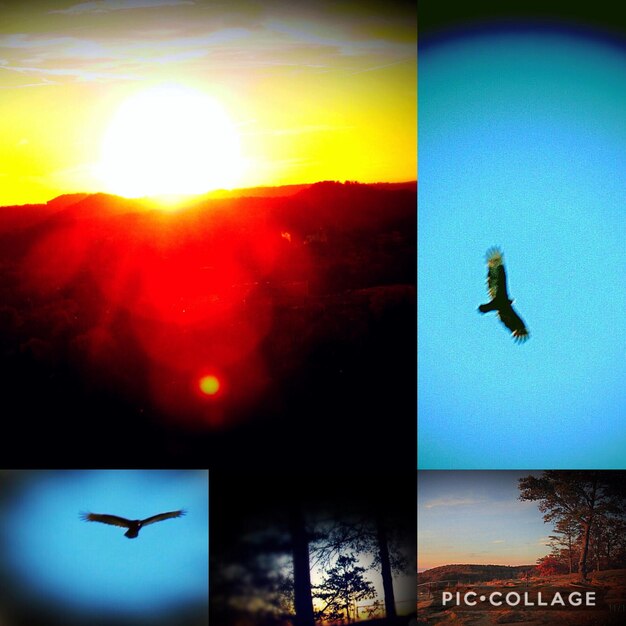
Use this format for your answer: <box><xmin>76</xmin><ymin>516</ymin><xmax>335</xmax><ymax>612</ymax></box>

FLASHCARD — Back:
<box><xmin>419</xmin><ymin>562</ymin><xmax>536</xmax><ymax>572</ymax></box>
<box><xmin>1</xmin><ymin>179</ymin><xmax>418</xmax><ymax>208</ymax></box>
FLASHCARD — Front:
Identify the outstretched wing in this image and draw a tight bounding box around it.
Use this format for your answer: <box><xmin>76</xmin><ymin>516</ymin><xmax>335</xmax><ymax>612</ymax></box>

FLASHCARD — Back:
<box><xmin>498</xmin><ymin>302</ymin><xmax>529</xmax><ymax>343</ymax></box>
<box><xmin>80</xmin><ymin>512</ymin><xmax>133</xmax><ymax>528</ymax></box>
<box><xmin>140</xmin><ymin>509</ymin><xmax>186</xmax><ymax>527</ymax></box>
<box><xmin>485</xmin><ymin>247</ymin><xmax>509</xmax><ymax>302</ymax></box>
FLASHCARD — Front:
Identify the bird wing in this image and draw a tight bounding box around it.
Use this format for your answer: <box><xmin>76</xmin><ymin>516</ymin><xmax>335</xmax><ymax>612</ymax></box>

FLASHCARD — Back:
<box><xmin>140</xmin><ymin>509</ymin><xmax>186</xmax><ymax>526</ymax></box>
<box><xmin>81</xmin><ymin>512</ymin><xmax>133</xmax><ymax>528</ymax></box>
<box><xmin>498</xmin><ymin>303</ymin><xmax>529</xmax><ymax>342</ymax></box>
<box><xmin>485</xmin><ymin>247</ymin><xmax>509</xmax><ymax>301</ymax></box>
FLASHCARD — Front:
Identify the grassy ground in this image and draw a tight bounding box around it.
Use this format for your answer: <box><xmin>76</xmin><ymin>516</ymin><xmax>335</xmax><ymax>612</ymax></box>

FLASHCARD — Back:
<box><xmin>418</xmin><ymin>569</ymin><xmax>626</xmax><ymax>625</ymax></box>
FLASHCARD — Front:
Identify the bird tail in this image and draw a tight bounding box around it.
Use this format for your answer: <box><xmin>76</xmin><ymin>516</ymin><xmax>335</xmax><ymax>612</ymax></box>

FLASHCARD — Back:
<box><xmin>478</xmin><ymin>301</ymin><xmax>497</xmax><ymax>313</ymax></box>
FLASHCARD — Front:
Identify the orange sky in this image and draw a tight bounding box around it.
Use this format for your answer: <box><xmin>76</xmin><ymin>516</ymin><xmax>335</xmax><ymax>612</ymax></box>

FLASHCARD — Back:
<box><xmin>0</xmin><ymin>1</ymin><xmax>416</xmax><ymax>205</ymax></box>
<box><xmin>418</xmin><ymin>472</ymin><xmax>550</xmax><ymax>572</ymax></box>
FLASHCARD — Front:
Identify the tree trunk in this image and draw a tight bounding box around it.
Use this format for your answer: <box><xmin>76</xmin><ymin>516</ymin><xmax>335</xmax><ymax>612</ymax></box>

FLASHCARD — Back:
<box><xmin>376</xmin><ymin>509</ymin><xmax>397</xmax><ymax>622</ymax></box>
<box><xmin>567</xmin><ymin>535</ymin><xmax>573</xmax><ymax>574</ymax></box>
<box><xmin>290</xmin><ymin>502</ymin><xmax>315</xmax><ymax>626</ymax></box>
<box><xmin>578</xmin><ymin>520</ymin><xmax>592</xmax><ymax>582</ymax></box>
<box><xmin>578</xmin><ymin>477</ymin><xmax>598</xmax><ymax>582</ymax></box>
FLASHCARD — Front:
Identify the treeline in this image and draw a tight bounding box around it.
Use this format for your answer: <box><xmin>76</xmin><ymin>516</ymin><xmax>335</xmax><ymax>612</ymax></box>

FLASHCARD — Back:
<box><xmin>519</xmin><ymin>471</ymin><xmax>626</xmax><ymax>580</ymax></box>
<box><xmin>211</xmin><ymin>473</ymin><xmax>415</xmax><ymax>625</ymax></box>
<box><xmin>535</xmin><ymin>512</ymin><xmax>626</xmax><ymax>576</ymax></box>
<box><xmin>417</xmin><ymin>564</ymin><xmax>533</xmax><ymax>585</ymax></box>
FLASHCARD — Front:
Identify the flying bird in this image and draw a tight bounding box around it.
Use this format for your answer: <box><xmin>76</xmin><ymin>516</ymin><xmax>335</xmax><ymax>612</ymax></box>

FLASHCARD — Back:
<box><xmin>478</xmin><ymin>247</ymin><xmax>529</xmax><ymax>343</ymax></box>
<box><xmin>80</xmin><ymin>510</ymin><xmax>185</xmax><ymax>538</ymax></box>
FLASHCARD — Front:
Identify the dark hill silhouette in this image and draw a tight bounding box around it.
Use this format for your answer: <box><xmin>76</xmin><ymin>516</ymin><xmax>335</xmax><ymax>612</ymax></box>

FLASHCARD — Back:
<box><xmin>54</xmin><ymin>192</ymin><xmax>149</xmax><ymax>220</ymax></box>
<box><xmin>368</xmin><ymin>181</ymin><xmax>417</xmax><ymax>192</ymax></box>
<box><xmin>419</xmin><ymin>564</ymin><xmax>534</xmax><ymax>584</ymax></box>
<box><xmin>0</xmin><ymin>181</ymin><xmax>416</xmax><ymax>468</ymax></box>
<box><xmin>0</xmin><ymin>201</ymin><xmax>61</xmax><ymax>234</ymax></box>
<box><xmin>201</xmin><ymin>183</ymin><xmax>312</xmax><ymax>199</ymax></box>
<box><xmin>46</xmin><ymin>193</ymin><xmax>90</xmax><ymax>209</ymax></box>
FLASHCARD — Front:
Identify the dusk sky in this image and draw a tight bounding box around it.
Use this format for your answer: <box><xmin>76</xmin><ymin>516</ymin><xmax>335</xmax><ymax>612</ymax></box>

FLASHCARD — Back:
<box><xmin>0</xmin><ymin>0</ymin><xmax>416</xmax><ymax>205</ymax></box>
<box><xmin>418</xmin><ymin>25</ymin><xmax>626</xmax><ymax>469</ymax></box>
<box><xmin>418</xmin><ymin>471</ymin><xmax>548</xmax><ymax>572</ymax></box>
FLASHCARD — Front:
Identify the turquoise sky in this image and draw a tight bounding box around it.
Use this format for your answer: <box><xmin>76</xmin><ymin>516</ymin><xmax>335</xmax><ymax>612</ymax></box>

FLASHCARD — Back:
<box><xmin>418</xmin><ymin>471</ymin><xmax>547</xmax><ymax>571</ymax></box>
<box><xmin>0</xmin><ymin>470</ymin><xmax>208</xmax><ymax>623</ymax></box>
<box><xmin>418</xmin><ymin>26</ymin><xmax>626</xmax><ymax>469</ymax></box>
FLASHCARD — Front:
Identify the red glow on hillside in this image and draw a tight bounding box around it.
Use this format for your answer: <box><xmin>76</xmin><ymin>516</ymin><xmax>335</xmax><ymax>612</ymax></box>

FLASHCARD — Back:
<box><xmin>19</xmin><ymin>194</ymin><xmax>310</xmax><ymax>429</ymax></box>
<box><xmin>10</xmin><ymin>183</ymin><xmax>417</xmax><ymax>447</ymax></box>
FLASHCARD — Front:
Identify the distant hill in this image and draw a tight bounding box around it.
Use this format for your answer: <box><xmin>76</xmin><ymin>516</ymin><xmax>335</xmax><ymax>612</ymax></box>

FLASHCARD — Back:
<box><xmin>418</xmin><ymin>564</ymin><xmax>534</xmax><ymax>584</ymax></box>
<box><xmin>0</xmin><ymin>202</ymin><xmax>50</xmax><ymax>234</ymax></box>
<box><xmin>201</xmin><ymin>183</ymin><xmax>312</xmax><ymax>199</ymax></box>
<box><xmin>46</xmin><ymin>193</ymin><xmax>90</xmax><ymax>209</ymax></box>
<box><xmin>202</xmin><ymin>180</ymin><xmax>416</xmax><ymax>199</ymax></box>
<box><xmin>368</xmin><ymin>181</ymin><xmax>417</xmax><ymax>192</ymax></box>
<box><xmin>44</xmin><ymin>180</ymin><xmax>417</xmax><ymax>207</ymax></box>
<box><xmin>1</xmin><ymin>181</ymin><xmax>417</xmax><ymax>212</ymax></box>
<box><xmin>0</xmin><ymin>179</ymin><xmax>416</xmax><ymax>467</ymax></box>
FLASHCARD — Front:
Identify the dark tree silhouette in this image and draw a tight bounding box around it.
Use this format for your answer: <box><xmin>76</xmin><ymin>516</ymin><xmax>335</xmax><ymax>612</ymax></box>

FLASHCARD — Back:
<box><xmin>478</xmin><ymin>247</ymin><xmax>529</xmax><ymax>342</ymax></box>
<box><xmin>289</xmin><ymin>502</ymin><xmax>315</xmax><ymax>626</ymax></box>
<box><xmin>588</xmin><ymin>514</ymin><xmax>626</xmax><ymax>572</ymax></box>
<box><xmin>314</xmin><ymin>554</ymin><xmax>376</xmax><ymax>623</ymax></box>
<box><xmin>375</xmin><ymin>506</ymin><xmax>397</xmax><ymax>621</ymax></box>
<box><xmin>210</xmin><ymin>473</ymin><xmax>415</xmax><ymax>624</ymax></box>
<box><xmin>311</xmin><ymin>493</ymin><xmax>412</xmax><ymax>623</ymax></box>
<box><xmin>80</xmin><ymin>509</ymin><xmax>185</xmax><ymax>538</ymax></box>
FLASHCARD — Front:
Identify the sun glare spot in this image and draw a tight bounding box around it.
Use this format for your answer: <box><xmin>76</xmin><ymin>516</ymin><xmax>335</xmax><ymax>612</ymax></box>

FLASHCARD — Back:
<box><xmin>199</xmin><ymin>375</ymin><xmax>221</xmax><ymax>396</ymax></box>
<box><xmin>97</xmin><ymin>84</ymin><xmax>243</xmax><ymax>198</ymax></box>
<box><xmin>145</xmin><ymin>193</ymin><xmax>195</xmax><ymax>211</ymax></box>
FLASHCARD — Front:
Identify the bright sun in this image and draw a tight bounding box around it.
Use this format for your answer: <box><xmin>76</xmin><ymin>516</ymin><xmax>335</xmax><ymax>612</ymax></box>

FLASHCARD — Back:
<box><xmin>97</xmin><ymin>84</ymin><xmax>243</xmax><ymax>198</ymax></box>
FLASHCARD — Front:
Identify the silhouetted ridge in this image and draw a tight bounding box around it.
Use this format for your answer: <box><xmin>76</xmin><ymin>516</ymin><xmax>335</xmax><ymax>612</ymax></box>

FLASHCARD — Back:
<box><xmin>0</xmin><ymin>180</ymin><xmax>416</xmax><ymax>467</ymax></box>
<box><xmin>419</xmin><ymin>564</ymin><xmax>534</xmax><ymax>584</ymax></box>
<box><xmin>47</xmin><ymin>193</ymin><xmax>90</xmax><ymax>209</ymax></box>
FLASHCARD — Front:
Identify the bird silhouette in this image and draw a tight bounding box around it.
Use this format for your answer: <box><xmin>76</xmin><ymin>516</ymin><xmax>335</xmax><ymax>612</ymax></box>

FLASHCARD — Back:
<box><xmin>478</xmin><ymin>247</ymin><xmax>529</xmax><ymax>343</ymax></box>
<box><xmin>80</xmin><ymin>510</ymin><xmax>185</xmax><ymax>538</ymax></box>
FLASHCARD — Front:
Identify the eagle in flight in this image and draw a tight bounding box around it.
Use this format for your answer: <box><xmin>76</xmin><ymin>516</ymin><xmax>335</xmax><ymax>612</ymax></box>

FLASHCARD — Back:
<box><xmin>478</xmin><ymin>247</ymin><xmax>529</xmax><ymax>343</ymax></box>
<box><xmin>80</xmin><ymin>510</ymin><xmax>186</xmax><ymax>538</ymax></box>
